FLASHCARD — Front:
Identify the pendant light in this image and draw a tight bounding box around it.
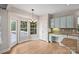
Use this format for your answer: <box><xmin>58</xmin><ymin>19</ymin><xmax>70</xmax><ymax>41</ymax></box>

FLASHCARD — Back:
<box><xmin>31</xmin><ymin>9</ymin><xmax>34</xmax><ymax>22</ymax></box>
<box><xmin>30</xmin><ymin>9</ymin><xmax>37</xmax><ymax>22</ymax></box>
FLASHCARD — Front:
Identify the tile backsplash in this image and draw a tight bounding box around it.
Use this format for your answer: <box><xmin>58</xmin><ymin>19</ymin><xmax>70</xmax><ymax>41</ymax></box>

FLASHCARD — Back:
<box><xmin>49</xmin><ymin>28</ymin><xmax>77</xmax><ymax>34</ymax></box>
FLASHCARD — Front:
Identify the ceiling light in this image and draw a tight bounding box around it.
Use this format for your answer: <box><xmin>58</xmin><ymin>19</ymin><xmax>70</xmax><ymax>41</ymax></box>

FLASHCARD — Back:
<box><xmin>31</xmin><ymin>9</ymin><xmax>34</xmax><ymax>22</ymax></box>
<box><xmin>30</xmin><ymin>9</ymin><xmax>37</xmax><ymax>22</ymax></box>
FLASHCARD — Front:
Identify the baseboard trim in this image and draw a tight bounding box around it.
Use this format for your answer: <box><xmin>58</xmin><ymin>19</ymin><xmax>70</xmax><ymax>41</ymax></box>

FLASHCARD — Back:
<box><xmin>0</xmin><ymin>47</ymin><xmax>11</xmax><ymax>54</ymax></box>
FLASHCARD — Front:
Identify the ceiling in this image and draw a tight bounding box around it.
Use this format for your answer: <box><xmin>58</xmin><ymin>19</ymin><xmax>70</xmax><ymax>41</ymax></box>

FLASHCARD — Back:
<box><xmin>8</xmin><ymin>4</ymin><xmax>79</xmax><ymax>16</ymax></box>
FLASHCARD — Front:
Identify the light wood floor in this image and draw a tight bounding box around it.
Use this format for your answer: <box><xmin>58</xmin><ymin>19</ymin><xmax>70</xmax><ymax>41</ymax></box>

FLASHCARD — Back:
<box><xmin>9</xmin><ymin>40</ymin><xmax>71</xmax><ymax>54</ymax></box>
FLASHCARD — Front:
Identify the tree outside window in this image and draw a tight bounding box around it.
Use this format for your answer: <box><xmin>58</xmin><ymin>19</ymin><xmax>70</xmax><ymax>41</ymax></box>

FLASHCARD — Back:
<box><xmin>20</xmin><ymin>21</ymin><xmax>27</xmax><ymax>31</ymax></box>
<box><xmin>11</xmin><ymin>21</ymin><xmax>16</xmax><ymax>31</ymax></box>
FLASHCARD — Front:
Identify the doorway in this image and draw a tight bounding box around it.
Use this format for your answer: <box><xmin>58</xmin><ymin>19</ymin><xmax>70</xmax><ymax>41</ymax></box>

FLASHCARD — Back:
<box><xmin>10</xmin><ymin>19</ymin><xmax>17</xmax><ymax>46</ymax></box>
<box><xmin>10</xmin><ymin>17</ymin><xmax>38</xmax><ymax>47</ymax></box>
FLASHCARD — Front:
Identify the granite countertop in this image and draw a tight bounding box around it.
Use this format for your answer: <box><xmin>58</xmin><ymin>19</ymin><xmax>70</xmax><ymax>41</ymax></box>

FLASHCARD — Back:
<box><xmin>69</xmin><ymin>34</ymin><xmax>79</xmax><ymax>37</ymax></box>
<box><xmin>48</xmin><ymin>32</ymin><xmax>79</xmax><ymax>37</ymax></box>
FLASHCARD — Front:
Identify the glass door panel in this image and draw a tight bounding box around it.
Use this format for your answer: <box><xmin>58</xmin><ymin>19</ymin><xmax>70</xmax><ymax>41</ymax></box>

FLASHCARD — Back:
<box><xmin>19</xmin><ymin>21</ymin><xmax>27</xmax><ymax>42</ymax></box>
<box><xmin>30</xmin><ymin>22</ymin><xmax>37</xmax><ymax>39</ymax></box>
<box><xmin>30</xmin><ymin>22</ymin><xmax>37</xmax><ymax>34</ymax></box>
<box><xmin>10</xmin><ymin>20</ymin><xmax>17</xmax><ymax>45</ymax></box>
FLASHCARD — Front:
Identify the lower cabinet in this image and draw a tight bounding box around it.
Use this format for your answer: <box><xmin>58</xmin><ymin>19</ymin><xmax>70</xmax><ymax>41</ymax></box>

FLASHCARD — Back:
<box><xmin>48</xmin><ymin>34</ymin><xmax>67</xmax><ymax>43</ymax></box>
<box><xmin>49</xmin><ymin>34</ymin><xmax>78</xmax><ymax>43</ymax></box>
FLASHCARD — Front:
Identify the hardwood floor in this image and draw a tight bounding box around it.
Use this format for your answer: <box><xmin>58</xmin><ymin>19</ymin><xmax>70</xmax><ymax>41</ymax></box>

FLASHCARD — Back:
<box><xmin>61</xmin><ymin>38</ymin><xmax>77</xmax><ymax>52</ymax></box>
<box><xmin>8</xmin><ymin>40</ymin><xmax>71</xmax><ymax>54</ymax></box>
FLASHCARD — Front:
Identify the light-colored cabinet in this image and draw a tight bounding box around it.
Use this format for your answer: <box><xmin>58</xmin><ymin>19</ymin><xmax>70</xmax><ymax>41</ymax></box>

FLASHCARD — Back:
<box><xmin>54</xmin><ymin>18</ymin><xmax>60</xmax><ymax>28</ymax></box>
<box><xmin>66</xmin><ymin>16</ymin><xmax>73</xmax><ymax>28</ymax></box>
<box><xmin>60</xmin><ymin>17</ymin><xmax>66</xmax><ymax>28</ymax></box>
<box><xmin>50</xmin><ymin>18</ymin><xmax>60</xmax><ymax>28</ymax></box>
<box><xmin>50</xmin><ymin>19</ymin><xmax>55</xmax><ymax>28</ymax></box>
<box><xmin>50</xmin><ymin>16</ymin><xmax>74</xmax><ymax>28</ymax></box>
<box><xmin>49</xmin><ymin>34</ymin><xmax>67</xmax><ymax>42</ymax></box>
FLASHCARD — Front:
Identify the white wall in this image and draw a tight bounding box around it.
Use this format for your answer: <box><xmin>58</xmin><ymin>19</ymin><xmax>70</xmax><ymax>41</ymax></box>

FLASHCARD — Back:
<box><xmin>39</xmin><ymin>14</ymin><xmax>48</xmax><ymax>41</ymax></box>
<box><xmin>0</xmin><ymin>9</ymin><xmax>9</xmax><ymax>53</ymax></box>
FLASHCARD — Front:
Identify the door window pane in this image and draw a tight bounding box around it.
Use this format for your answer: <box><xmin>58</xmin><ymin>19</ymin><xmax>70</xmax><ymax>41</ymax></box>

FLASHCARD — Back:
<box><xmin>11</xmin><ymin>21</ymin><xmax>16</xmax><ymax>31</ymax></box>
<box><xmin>10</xmin><ymin>20</ymin><xmax>17</xmax><ymax>44</ymax></box>
<box><xmin>20</xmin><ymin>21</ymin><xmax>27</xmax><ymax>41</ymax></box>
<box><xmin>30</xmin><ymin>22</ymin><xmax>37</xmax><ymax>34</ymax></box>
<box><xmin>20</xmin><ymin>21</ymin><xmax>27</xmax><ymax>31</ymax></box>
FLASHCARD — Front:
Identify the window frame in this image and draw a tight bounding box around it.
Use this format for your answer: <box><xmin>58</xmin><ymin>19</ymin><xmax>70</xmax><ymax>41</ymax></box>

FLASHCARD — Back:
<box><xmin>20</xmin><ymin>21</ymin><xmax>27</xmax><ymax>32</ymax></box>
<box><xmin>30</xmin><ymin>22</ymin><xmax>37</xmax><ymax>34</ymax></box>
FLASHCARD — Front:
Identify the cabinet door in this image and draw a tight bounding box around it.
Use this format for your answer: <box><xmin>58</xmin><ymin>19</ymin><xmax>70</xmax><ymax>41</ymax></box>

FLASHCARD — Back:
<box><xmin>60</xmin><ymin>17</ymin><xmax>66</xmax><ymax>28</ymax></box>
<box><xmin>54</xmin><ymin>18</ymin><xmax>60</xmax><ymax>28</ymax></box>
<box><xmin>66</xmin><ymin>16</ymin><xmax>73</xmax><ymax>28</ymax></box>
<box><xmin>51</xmin><ymin>19</ymin><xmax>55</xmax><ymax>28</ymax></box>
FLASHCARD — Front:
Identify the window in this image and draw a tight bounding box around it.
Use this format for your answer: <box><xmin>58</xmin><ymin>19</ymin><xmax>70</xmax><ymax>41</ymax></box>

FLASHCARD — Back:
<box><xmin>77</xmin><ymin>17</ymin><xmax>79</xmax><ymax>32</ymax></box>
<box><xmin>10</xmin><ymin>20</ymin><xmax>17</xmax><ymax>44</ymax></box>
<box><xmin>20</xmin><ymin>21</ymin><xmax>27</xmax><ymax>31</ymax></box>
<box><xmin>20</xmin><ymin>21</ymin><xmax>27</xmax><ymax>41</ymax></box>
<box><xmin>11</xmin><ymin>21</ymin><xmax>16</xmax><ymax>31</ymax></box>
<box><xmin>30</xmin><ymin>22</ymin><xmax>37</xmax><ymax>34</ymax></box>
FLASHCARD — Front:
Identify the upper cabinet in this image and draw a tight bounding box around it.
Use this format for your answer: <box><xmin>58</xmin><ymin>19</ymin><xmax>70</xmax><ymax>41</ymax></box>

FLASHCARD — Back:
<box><xmin>66</xmin><ymin>16</ymin><xmax>73</xmax><ymax>28</ymax></box>
<box><xmin>50</xmin><ymin>19</ymin><xmax>55</xmax><ymax>28</ymax></box>
<box><xmin>54</xmin><ymin>18</ymin><xmax>60</xmax><ymax>28</ymax></box>
<box><xmin>60</xmin><ymin>16</ymin><xmax>66</xmax><ymax>28</ymax></box>
<box><xmin>50</xmin><ymin>16</ymin><xmax>74</xmax><ymax>28</ymax></box>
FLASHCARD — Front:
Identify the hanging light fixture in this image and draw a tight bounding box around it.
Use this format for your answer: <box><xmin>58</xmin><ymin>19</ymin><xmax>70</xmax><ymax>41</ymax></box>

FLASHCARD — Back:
<box><xmin>31</xmin><ymin>9</ymin><xmax>34</xmax><ymax>22</ymax></box>
<box><xmin>30</xmin><ymin>9</ymin><xmax>37</xmax><ymax>22</ymax></box>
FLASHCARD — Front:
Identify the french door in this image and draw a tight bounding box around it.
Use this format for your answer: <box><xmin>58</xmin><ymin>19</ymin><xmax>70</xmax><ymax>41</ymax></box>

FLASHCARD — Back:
<box><xmin>10</xmin><ymin>19</ymin><xmax>18</xmax><ymax>46</ymax></box>
<box><xmin>19</xmin><ymin>21</ymin><xmax>28</xmax><ymax>42</ymax></box>
<box><xmin>10</xmin><ymin>19</ymin><xmax>28</xmax><ymax>45</ymax></box>
<box><xmin>10</xmin><ymin>17</ymin><xmax>37</xmax><ymax>46</ymax></box>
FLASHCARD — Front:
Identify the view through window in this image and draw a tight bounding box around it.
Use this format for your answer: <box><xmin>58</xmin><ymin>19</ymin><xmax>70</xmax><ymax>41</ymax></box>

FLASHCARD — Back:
<box><xmin>11</xmin><ymin>21</ymin><xmax>16</xmax><ymax>31</ymax></box>
<box><xmin>10</xmin><ymin>20</ymin><xmax>17</xmax><ymax>44</ymax></box>
<box><xmin>20</xmin><ymin>21</ymin><xmax>27</xmax><ymax>41</ymax></box>
<box><xmin>20</xmin><ymin>21</ymin><xmax>27</xmax><ymax>31</ymax></box>
<box><xmin>30</xmin><ymin>22</ymin><xmax>37</xmax><ymax>34</ymax></box>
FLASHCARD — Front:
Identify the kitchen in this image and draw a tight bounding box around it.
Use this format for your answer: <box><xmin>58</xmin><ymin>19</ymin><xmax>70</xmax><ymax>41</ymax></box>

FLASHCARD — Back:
<box><xmin>48</xmin><ymin>10</ymin><xmax>79</xmax><ymax>53</ymax></box>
